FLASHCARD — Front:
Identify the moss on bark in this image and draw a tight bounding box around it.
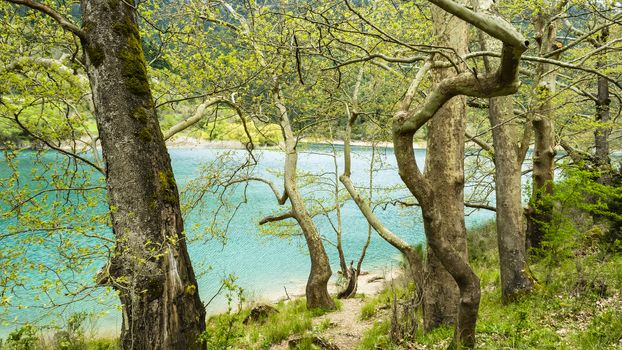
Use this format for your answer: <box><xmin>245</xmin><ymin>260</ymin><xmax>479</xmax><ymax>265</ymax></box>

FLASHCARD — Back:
<box><xmin>114</xmin><ymin>16</ymin><xmax>150</xmax><ymax>96</ymax></box>
<box><xmin>157</xmin><ymin>170</ymin><xmax>178</xmax><ymax>205</ymax></box>
<box><xmin>85</xmin><ymin>44</ymin><xmax>105</xmax><ymax>67</ymax></box>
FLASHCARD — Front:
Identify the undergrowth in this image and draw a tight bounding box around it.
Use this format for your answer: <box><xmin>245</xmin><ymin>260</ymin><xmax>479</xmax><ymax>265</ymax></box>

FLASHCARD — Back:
<box><xmin>355</xmin><ymin>218</ymin><xmax>622</xmax><ymax>350</ymax></box>
<box><xmin>200</xmin><ymin>297</ymin><xmax>342</xmax><ymax>349</ymax></box>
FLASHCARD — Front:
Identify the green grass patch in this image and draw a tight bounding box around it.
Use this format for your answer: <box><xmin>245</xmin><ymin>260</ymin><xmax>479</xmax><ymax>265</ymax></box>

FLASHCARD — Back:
<box><xmin>200</xmin><ymin>296</ymin><xmax>343</xmax><ymax>349</ymax></box>
<box><xmin>356</xmin><ymin>219</ymin><xmax>622</xmax><ymax>349</ymax></box>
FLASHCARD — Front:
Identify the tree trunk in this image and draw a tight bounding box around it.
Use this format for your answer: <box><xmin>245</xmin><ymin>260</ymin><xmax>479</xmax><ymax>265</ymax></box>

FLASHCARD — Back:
<box><xmin>274</xmin><ymin>85</ymin><xmax>335</xmax><ymax>310</ymax></box>
<box><xmin>489</xmin><ymin>97</ymin><xmax>535</xmax><ymax>302</ymax></box>
<box><xmin>595</xmin><ymin>76</ymin><xmax>611</xmax><ymax>171</ymax></box>
<box><xmin>526</xmin><ymin>12</ymin><xmax>558</xmax><ymax>251</ymax></box>
<box><xmin>391</xmin><ymin>0</ymin><xmax>528</xmax><ymax>345</ymax></box>
<box><xmin>81</xmin><ymin>2</ymin><xmax>205</xmax><ymax>349</ymax></box>
<box><xmin>474</xmin><ymin>0</ymin><xmax>534</xmax><ymax>302</ymax></box>
<box><xmin>391</xmin><ymin>2</ymin><xmax>482</xmax><ymax>346</ymax></box>
<box><xmin>594</xmin><ymin>27</ymin><xmax>611</xmax><ymax>180</ymax></box>
<box><xmin>421</xmin><ymin>103</ymin><xmax>462</xmax><ymax>330</ymax></box>
<box><xmin>419</xmin><ymin>3</ymin><xmax>469</xmax><ymax>332</ymax></box>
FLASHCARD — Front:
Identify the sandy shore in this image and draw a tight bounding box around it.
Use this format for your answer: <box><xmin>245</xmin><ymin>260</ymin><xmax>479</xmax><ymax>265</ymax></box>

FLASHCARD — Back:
<box><xmin>243</xmin><ymin>267</ymin><xmax>403</xmax><ymax>306</ymax></box>
<box><xmin>164</xmin><ymin>136</ymin><xmax>248</xmax><ymax>149</ymax></box>
<box><xmin>77</xmin><ymin>266</ymin><xmax>402</xmax><ymax>339</ymax></box>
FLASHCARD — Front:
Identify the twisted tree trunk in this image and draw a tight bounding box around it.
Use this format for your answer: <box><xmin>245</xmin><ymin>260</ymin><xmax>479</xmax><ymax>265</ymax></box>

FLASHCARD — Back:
<box><xmin>391</xmin><ymin>0</ymin><xmax>528</xmax><ymax>346</ymax></box>
<box><xmin>274</xmin><ymin>84</ymin><xmax>335</xmax><ymax>310</ymax></box>
<box><xmin>418</xmin><ymin>4</ymin><xmax>469</xmax><ymax>329</ymax></box>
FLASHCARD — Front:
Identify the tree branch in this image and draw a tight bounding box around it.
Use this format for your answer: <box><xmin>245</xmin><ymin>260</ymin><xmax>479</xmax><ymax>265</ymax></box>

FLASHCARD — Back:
<box><xmin>225</xmin><ymin>176</ymin><xmax>289</xmax><ymax>205</ymax></box>
<box><xmin>428</xmin><ymin>0</ymin><xmax>529</xmax><ymax>49</ymax></box>
<box><xmin>5</xmin><ymin>0</ymin><xmax>86</xmax><ymax>41</ymax></box>
<box><xmin>396</xmin><ymin>45</ymin><xmax>525</xmax><ymax>137</ymax></box>
<box><xmin>163</xmin><ymin>97</ymin><xmax>237</xmax><ymax>141</ymax></box>
<box><xmin>12</xmin><ymin>109</ymin><xmax>104</xmax><ymax>174</ymax></box>
<box><xmin>465</xmin><ymin>131</ymin><xmax>494</xmax><ymax>154</ymax></box>
<box><xmin>465</xmin><ymin>51</ymin><xmax>622</xmax><ymax>89</ymax></box>
<box><xmin>259</xmin><ymin>211</ymin><xmax>295</xmax><ymax>225</ymax></box>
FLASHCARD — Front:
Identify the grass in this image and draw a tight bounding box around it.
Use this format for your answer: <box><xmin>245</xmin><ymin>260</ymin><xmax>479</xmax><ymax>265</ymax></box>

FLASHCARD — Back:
<box><xmin>359</xmin><ymin>274</ymin><xmax>416</xmax><ymax>321</ymax></box>
<box><xmin>357</xmin><ymin>320</ymin><xmax>393</xmax><ymax>349</ymax></box>
<box><xmin>0</xmin><ymin>334</ymin><xmax>118</xmax><ymax>350</ymax></box>
<box><xmin>5</xmin><ymin>218</ymin><xmax>620</xmax><ymax>350</ymax></box>
<box><xmin>356</xmin><ymin>220</ymin><xmax>622</xmax><ymax>350</ymax></box>
<box><xmin>1</xmin><ymin>296</ymin><xmax>342</xmax><ymax>350</ymax></box>
<box><xmin>200</xmin><ymin>297</ymin><xmax>342</xmax><ymax>349</ymax></box>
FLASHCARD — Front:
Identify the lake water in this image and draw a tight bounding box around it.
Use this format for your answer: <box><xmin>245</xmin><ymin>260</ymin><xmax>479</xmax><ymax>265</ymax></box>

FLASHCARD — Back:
<box><xmin>0</xmin><ymin>145</ymin><xmax>494</xmax><ymax>337</ymax></box>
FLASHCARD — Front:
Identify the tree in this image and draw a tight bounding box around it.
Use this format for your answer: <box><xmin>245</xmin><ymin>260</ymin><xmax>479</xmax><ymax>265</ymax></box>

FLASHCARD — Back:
<box><xmin>390</xmin><ymin>0</ymin><xmax>529</xmax><ymax>346</ymax></box>
<box><xmin>179</xmin><ymin>0</ymin><xmax>337</xmax><ymax>309</ymax></box>
<box><xmin>525</xmin><ymin>2</ymin><xmax>561</xmax><ymax>251</ymax></box>
<box><xmin>479</xmin><ymin>0</ymin><xmax>535</xmax><ymax>303</ymax></box>
<box><xmin>3</xmin><ymin>1</ymin><xmax>206</xmax><ymax>348</ymax></box>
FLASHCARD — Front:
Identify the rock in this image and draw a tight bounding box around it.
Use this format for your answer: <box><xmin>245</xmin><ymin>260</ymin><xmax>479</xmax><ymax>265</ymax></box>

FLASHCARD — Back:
<box><xmin>367</xmin><ymin>276</ymin><xmax>384</xmax><ymax>283</ymax></box>
<box><xmin>242</xmin><ymin>305</ymin><xmax>278</xmax><ymax>325</ymax></box>
<box><xmin>288</xmin><ymin>336</ymin><xmax>340</xmax><ymax>350</ymax></box>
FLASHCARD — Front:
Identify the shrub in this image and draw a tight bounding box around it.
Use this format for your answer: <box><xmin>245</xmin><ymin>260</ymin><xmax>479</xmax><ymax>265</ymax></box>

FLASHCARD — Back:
<box><xmin>4</xmin><ymin>324</ymin><xmax>40</xmax><ymax>350</ymax></box>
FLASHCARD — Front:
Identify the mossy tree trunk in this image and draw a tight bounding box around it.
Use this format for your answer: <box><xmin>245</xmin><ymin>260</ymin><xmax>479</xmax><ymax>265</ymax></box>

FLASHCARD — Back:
<box><xmin>81</xmin><ymin>1</ymin><xmax>206</xmax><ymax>349</ymax></box>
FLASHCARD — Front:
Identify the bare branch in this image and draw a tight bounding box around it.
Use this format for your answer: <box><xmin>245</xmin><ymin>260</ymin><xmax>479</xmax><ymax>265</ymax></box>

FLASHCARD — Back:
<box><xmin>12</xmin><ymin>108</ymin><xmax>104</xmax><ymax>174</ymax></box>
<box><xmin>259</xmin><ymin>211</ymin><xmax>295</xmax><ymax>225</ymax></box>
<box><xmin>465</xmin><ymin>131</ymin><xmax>494</xmax><ymax>154</ymax></box>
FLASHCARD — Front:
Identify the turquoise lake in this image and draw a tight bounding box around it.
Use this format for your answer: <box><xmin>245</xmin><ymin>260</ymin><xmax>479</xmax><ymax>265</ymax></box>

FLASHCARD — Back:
<box><xmin>0</xmin><ymin>145</ymin><xmax>494</xmax><ymax>337</ymax></box>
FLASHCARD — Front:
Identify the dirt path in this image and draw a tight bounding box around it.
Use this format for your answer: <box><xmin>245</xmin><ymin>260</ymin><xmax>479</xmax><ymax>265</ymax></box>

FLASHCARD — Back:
<box><xmin>271</xmin><ymin>271</ymin><xmax>399</xmax><ymax>350</ymax></box>
<box><xmin>313</xmin><ymin>297</ymin><xmax>377</xmax><ymax>349</ymax></box>
<box><xmin>270</xmin><ymin>297</ymin><xmax>376</xmax><ymax>350</ymax></box>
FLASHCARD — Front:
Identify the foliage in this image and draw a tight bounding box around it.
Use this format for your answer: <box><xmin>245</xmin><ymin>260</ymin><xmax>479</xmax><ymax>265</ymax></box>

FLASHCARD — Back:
<box><xmin>535</xmin><ymin>165</ymin><xmax>622</xmax><ymax>261</ymax></box>
<box><xmin>357</xmin><ymin>219</ymin><xmax>622</xmax><ymax>350</ymax></box>
<box><xmin>200</xmin><ymin>298</ymin><xmax>315</xmax><ymax>349</ymax></box>
<box><xmin>3</xmin><ymin>324</ymin><xmax>40</xmax><ymax>350</ymax></box>
<box><xmin>1</xmin><ymin>0</ymin><xmax>622</xmax><ymax>348</ymax></box>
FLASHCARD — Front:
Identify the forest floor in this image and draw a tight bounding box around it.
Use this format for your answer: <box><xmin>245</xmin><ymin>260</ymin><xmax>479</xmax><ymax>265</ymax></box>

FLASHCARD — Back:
<box><xmin>270</xmin><ymin>286</ymin><xmax>390</xmax><ymax>350</ymax></box>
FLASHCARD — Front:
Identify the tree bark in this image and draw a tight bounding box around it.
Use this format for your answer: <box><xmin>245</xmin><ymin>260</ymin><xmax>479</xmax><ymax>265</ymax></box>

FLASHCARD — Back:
<box><xmin>80</xmin><ymin>2</ymin><xmax>205</xmax><ymax>349</ymax></box>
<box><xmin>273</xmin><ymin>84</ymin><xmax>335</xmax><ymax>310</ymax></box>
<box><xmin>526</xmin><ymin>12</ymin><xmax>558</xmax><ymax>251</ymax></box>
<box><xmin>489</xmin><ymin>97</ymin><xmax>535</xmax><ymax>302</ymax></box>
<box><xmin>477</xmin><ymin>0</ymin><xmax>535</xmax><ymax>302</ymax></box>
<box><xmin>414</xmin><ymin>3</ymin><xmax>469</xmax><ymax>331</ymax></box>
<box><xmin>594</xmin><ymin>28</ymin><xmax>611</xmax><ymax>177</ymax></box>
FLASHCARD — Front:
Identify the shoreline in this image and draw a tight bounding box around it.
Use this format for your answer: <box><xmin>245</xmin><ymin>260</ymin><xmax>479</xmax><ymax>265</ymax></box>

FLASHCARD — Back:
<box><xmin>163</xmin><ymin>136</ymin><xmax>427</xmax><ymax>150</ymax></box>
<box><xmin>14</xmin><ymin>135</ymin><xmax>622</xmax><ymax>156</ymax></box>
<box><xmin>3</xmin><ymin>267</ymin><xmax>402</xmax><ymax>340</ymax></box>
